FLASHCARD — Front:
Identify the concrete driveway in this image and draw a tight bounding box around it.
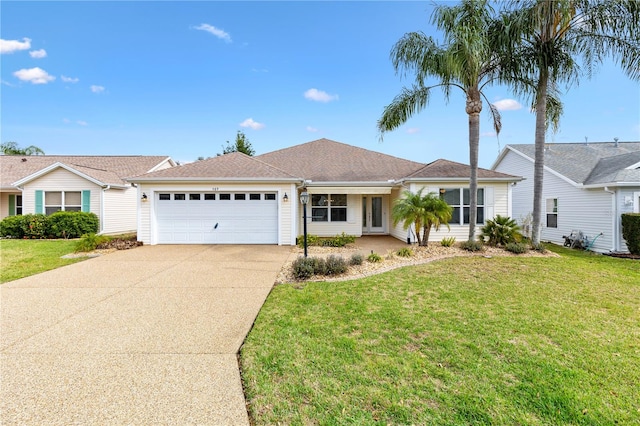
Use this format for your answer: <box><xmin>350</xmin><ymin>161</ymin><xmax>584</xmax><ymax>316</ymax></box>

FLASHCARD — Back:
<box><xmin>0</xmin><ymin>245</ymin><xmax>290</xmax><ymax>425</ymax></box>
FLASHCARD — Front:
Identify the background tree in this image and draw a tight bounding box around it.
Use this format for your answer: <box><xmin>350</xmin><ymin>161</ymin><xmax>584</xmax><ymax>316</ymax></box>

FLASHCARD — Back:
<box><xmin>494</xmin><ymin>0</ymin><xmax>640</xmax><ymax>244</ymax></box>
<box><xmin>220</xmin><ymin>130</ymin><xmax>255</xmax><ymax>156</ymax></box>
<box><xmin>378</xmin><ymin>0</ymin><xmax>502</xmax><ymax>242</ymax></box>
<box><xmin>1</xmin><ymin>141</ymin><xmax>45</xmax><ymax>155</ymax></box>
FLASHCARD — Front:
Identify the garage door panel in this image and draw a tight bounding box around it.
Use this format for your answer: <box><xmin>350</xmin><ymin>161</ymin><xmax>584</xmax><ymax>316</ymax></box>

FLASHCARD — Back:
<box><xmin>155</xmin><ymin>192</ymin><xmax>278</xmax><ymax>244</ymax></box>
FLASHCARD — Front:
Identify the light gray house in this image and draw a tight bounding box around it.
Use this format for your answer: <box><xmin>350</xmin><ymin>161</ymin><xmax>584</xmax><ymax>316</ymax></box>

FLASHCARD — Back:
<box><xmin>128</xmin><ymin>139</ymin><xmax>521</xmax><ymax>245</ymax></box>
<box><xmin>492</xmin><ymin>142</ymin><xmax>640</xmax><ymax>253</ymax></box>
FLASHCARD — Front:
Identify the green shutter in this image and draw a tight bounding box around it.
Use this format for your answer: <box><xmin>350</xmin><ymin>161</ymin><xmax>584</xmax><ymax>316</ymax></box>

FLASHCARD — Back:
<box><xmin>82</xmin><ymin>190</ymin><xmax>91</xmax><ymax>212</ymax></box>
<box><xmin>8</xmin><ymin>195</ymin><xmax>15</xmax><ymax>216</ymax></box>
<box><xmin>35</xmin><ymin>190</ymin><xmax>44</xmax><ymax>214</ymax></box>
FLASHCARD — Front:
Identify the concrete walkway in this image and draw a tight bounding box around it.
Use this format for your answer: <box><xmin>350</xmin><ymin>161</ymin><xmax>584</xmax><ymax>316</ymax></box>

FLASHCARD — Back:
<box><xmin>1</xmin><ymin>245</ymin><xmax>290</xmax><ymax>425</ymax></box>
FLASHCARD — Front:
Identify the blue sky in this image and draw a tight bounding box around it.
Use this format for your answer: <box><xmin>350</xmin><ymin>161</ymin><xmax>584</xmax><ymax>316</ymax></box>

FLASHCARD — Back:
<box><xmin>2</xmin><ymin>1</ymin><xmax>639</xmax><ymax>168</ymax></box>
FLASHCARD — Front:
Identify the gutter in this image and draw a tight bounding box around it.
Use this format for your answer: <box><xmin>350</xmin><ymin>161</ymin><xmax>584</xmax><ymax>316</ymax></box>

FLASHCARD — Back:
<box><xmin>603</xmin><ymin>186</ymin><xmax>617</xmax><ymax>252</ymax></box>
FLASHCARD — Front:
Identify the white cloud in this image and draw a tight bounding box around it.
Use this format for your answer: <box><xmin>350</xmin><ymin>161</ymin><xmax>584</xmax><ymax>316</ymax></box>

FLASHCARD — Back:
<box><xmin>194</xmin><ymin>23</ymin><xmax>232</xmax><ymax>43</ymax></box>
<box><xmin>493</xmin><ymin>99</ymin><xmax>522</xmax><ymax>111</ymax></box>
<box><xmin>13</xmin><ymin>67</ymin><xmax>55</xmax><ymax>84</ymax></box>
<box><xmin>76</xmin><ymin>120</ymin><xmax>88</xmax><ymax>126</ymax></box>
<box><xmin>251</xmin><ymin>68</ymin><xmax>269</xmax><ymax>73</ymax></box>
<box><xmin>61</xmin><ymin>75</ymin><xmax>79</xmax><ymax>83</ymax></box>
<box><xmin>239</xmin><ymin>118</ymin><xmax>265</xmax><ymax>130</ymax></box>
<box><xmin>406</xmin><ymin>127</ymin><xmax>420</xmax><ymax>134</ymax></box>
<box><xmin>29</xmin><ymin>49</ymin><xmax>47</xmax><ymax>58</ymax></box>
<box><xmin>304</xmin><ymin>88</ymin><xmax>339</xmax><ymax>103</ymax></box>
<box><xmin>306</xmin><ymin>126</ymin><xmax>319</xmax><ymax>132</ymax></box>
<box><xmin>1</xmin><ymin>37</ymin><xmax>31</xmax><ymax>54</ymax></box>
<box><xmin>481</xmin><ymin>131</ymin><xmax>497</xmax><ymax>137</ymax></box>
<box><xmin>63</xmin><ymin>118</ymin><xmax>71</xmax><ymax>124</ymax></box>
<box><xmin>1</xmin><ymin>79</ymin><xmax>16</xmax><ymax>87</ymax></box>
<box><xmin>90</xmin><ymin>85</ymin><xmax>105</xmax><ymax>93</ymax></box>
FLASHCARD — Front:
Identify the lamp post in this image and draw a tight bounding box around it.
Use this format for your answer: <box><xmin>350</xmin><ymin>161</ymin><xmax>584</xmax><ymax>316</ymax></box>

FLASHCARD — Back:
<box><xmin>300</xmin><ymin>191</ymin><xmax>309</xmax><ymax>257</ymax></box>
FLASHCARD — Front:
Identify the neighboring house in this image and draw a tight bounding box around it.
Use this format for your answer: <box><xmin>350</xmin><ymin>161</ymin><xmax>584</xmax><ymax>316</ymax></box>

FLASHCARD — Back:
<box><xmin>1</xmin><ymin>155</ymin><xmax>175</xmax><ymax>234</ymax></box>
<box><xmin>492</xmin><ymin>142</ymin><xmax>640</xmax><ymax>253</ymax></box>
<box><xmin>128</xmin><ymin>139</ymin><xmax>521</xmax><ymax>245</ymax></box>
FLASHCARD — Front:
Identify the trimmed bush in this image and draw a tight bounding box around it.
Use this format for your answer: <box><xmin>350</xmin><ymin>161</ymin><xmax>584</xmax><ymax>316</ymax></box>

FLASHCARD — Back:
<box><xmin>396</xmin><ymin>247</ymin><xmax>413</xmax><ymax>257</ymax></box>
<box><xmin>440</xmin><ymin>237</ymin><xmax>456</xmax><ymax>247</ymax></box>
<box><xmin>461</xmin><ymin>240</ymin><xmax>484</xmax><ymax>252</ymax></box>
<box><xmin>0</xmin><ymin>215</ymin><xmax>25</xmax><ymax>238</ymax></box>
<box><xmin>48</xmin><ymin>211</ymin><xmax>99</xmax><ymax>238</ymax></box>
<box><xmin>367</xmin><ymin>252</ymin><xmax>383</xmax><ymax>263</ymax></box>
<box><xmin>621</xmin><ymin>213</ymin><xmax>640</xmax><ymax>255</ymax></box>
<box><xmin>75</xmin><ymin>233</ymin><xmax>110</xmax><ymax>252</ymax></box>
<box><xmin>296</xmin><ymin>233</ymin><xmax>356</xmax><ymax>248</ymax></box>
<box><xmin>292</xmin><ymin>256</ymin><xmax>316</xmax><ymax>280</ymax></box>
<box><xmin>349</xmin><ymin>253</ymin><xmax>364</xmax><ymax>266</ymax></box>
<box><xmin>325</xmin><ymin>255</ymin><xmax>348</xmax><ymax>275</ymax></box>
<box><xmin>505</xmin><ymin>242</ymin><xmax>528</xmax><ymax>254</ymax></box>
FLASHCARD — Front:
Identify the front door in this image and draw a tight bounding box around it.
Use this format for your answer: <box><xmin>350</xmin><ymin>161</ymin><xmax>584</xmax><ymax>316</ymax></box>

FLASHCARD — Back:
<box><xmin>362</xmin><ymin>195</ymin><xmax>386</xmax><ymax>234</ymax></box>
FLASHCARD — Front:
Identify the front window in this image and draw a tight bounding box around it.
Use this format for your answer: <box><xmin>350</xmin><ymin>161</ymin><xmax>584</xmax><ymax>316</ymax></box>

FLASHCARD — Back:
<box><xmin>16</xmin><ymin>195</ymin><xmax>23</xmax><ymax>215</ymax></box>
<box><xmin>441</xmin><ymin>188</ymin><xmax>484</xmax><ymax>225</ymax></box>
<box><xmin>311</xmin><ymin>194</ymin><xmax>347</xmax><ymax>222</ymax></box>
<box><xmin>44</xmin><ymin>191</ymin><xmax>82</xmax><ymax>215</ymax></box>
<box><xmin>546</xmin><ymin>198</ymin><xmax>558</xmax><ymax>228</ymax></box>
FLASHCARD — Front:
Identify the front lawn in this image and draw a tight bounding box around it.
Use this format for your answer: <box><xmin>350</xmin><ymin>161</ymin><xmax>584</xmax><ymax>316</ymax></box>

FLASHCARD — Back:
<box><xmin>241</xmin><ymin>246</ymin><xmax>640</xmax><ymax>425</ymax></box>
<box><xmin>0</xmin><ymin>239</ymin><xmax>85</xmax><ymax>283</ymax></box>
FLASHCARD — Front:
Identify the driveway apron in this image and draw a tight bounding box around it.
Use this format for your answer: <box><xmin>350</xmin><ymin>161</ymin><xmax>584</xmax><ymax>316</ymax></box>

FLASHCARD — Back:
<box><xmin>0</xmin><ymin>245</ymin><xmax>290</xmax><ymax>425</ymax></box>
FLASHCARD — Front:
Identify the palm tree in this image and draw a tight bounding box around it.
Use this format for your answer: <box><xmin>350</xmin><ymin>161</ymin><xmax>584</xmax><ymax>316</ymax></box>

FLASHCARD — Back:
<box><xmin>392</xmin><ymin>189</ymin><xmax>453</xmax><ymax>247</ymax></box>
<box><xmin>420</xmin><ymin>192</ymin><xmax>453</xmax><ymax>246</ymax></box>
<box><xmin>0</xmin><ymin>141</ymin><xmax>45</xmax><ymax>155</ymax></box>
<box><xmin>494</xmin><ymin>0</ymin><xmax>640</xmax><ymax>245</ymax></box>
<box><xmin>378</xmin><ymin>0</ymin><xmax>502</xmax><ymax>242</ymax></box>
<box><xmin>392</xmin><ymin>189</ymin><xmax>426</xmax><ymax>246</ymax></box>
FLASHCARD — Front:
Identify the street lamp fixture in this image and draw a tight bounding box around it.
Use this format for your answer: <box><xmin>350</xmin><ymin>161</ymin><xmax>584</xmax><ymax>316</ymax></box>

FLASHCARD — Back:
<box><xmin>299</xmin><ymin>191</ymin><xmax>309</xmax><ymax>257</ymax></box>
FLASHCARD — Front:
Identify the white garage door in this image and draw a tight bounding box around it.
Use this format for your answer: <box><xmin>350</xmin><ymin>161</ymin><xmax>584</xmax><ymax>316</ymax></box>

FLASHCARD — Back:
<box><xmin>156</xmin><ymin>192</ymin><xmax>278</xmax><ymax>244</ymax></box>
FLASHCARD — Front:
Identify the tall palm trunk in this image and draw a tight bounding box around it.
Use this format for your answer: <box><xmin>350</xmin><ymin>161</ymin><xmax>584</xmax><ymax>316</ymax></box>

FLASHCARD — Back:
<box><xmin>531</xmin><ymin>69</ymin><xmax>548</xmax><ymax>245</ymax></box>
<box><xmin>466</xmin><ymin>89</ymin><xmax>482</xmax><ymax>241</ymax></box>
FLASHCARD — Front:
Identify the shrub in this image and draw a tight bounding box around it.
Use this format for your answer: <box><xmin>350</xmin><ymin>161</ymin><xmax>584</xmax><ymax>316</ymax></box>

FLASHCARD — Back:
<box><xmin>22</xmin><ymin>214</ymin><xmax>48</xmax><ymax>239</ymax></box>
<box><xmin>505</xmin><ymin>242</ymin><xmax>528</xmax><ymax>254</ymax></box>
<box><xmin>325</xmin><ymin>255</ymin><xmax>348</xmax><ymax>275</ymax></box>
<box><xmin>292</xmin><ymin>256</ymin><xmax>316</xmax><ymax>280</ymax></box>
<box><xmin>531</xmin><ymin>242</ymin><xmax>547</xmax><ymax>253</ymax></box>
<box><xmin>75</xmin><ymin>233</ymin><xmax>110</xmax><ymax>252</ymax></box>
<box><xmin>440</xmin><ymin>237</ymin><xmax>456</xmax><ymax>247</ymax></box>
<box><xmin>622</xmin><ymin>213</ymin><xmax>640</xmax><ymax>255</ymax></box>
<box><xmin>48</xmin><ymin>211</ymin><xmax>99</xmax><ymax>239</ymax></box>
<box><xmin>480</xmin><ymin>215</ymin><xmax>522</xmax><ymax>246</ymax></box>
<box><xmin>0</xmin><ymin>215</ymin><xmax>25</xmax><ymax>238</ymax></box>
<box><xmin>367</xmin><ymin>252</ymin><xmax>383</xmax><ymax>263</ymax></box>
<box><xmin>460</xmin><ymin>240</ymin><xmax>484</xmax><ymax>252</ymax></box>
<box><xmin>297</xmin><ymin>233</ymin><xmax>356</xmax><ymax>248</ymax></box>
<box><xmin>349</xmin><ymin>253</ymin><xmax>364</xmax><ymax>266</ymax></box>
<box><xmin>396</xmin><ymin>247</ymin><xmax>413</xmax><ymax>257</ymax></box>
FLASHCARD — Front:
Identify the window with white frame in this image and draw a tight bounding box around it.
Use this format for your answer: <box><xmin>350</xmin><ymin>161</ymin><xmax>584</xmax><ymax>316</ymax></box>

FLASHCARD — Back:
<box><xmin>440</xmin><ymin>188</ymin><xmax>484</xmax><ymax>225</ymax></box>
<box><xmin>45</xmin><ymin>191</ymin><xmax>81</xmax><ymax>215</ymax></box>
<box><xmin>311</xmin><ymin>194</ymin><xmax>347</xmax><ymax>222</ymax></box>
<box><xmin>546</xmin><ymin>198</ymin><xmax>558</xmax><ymax>228</ymax></box>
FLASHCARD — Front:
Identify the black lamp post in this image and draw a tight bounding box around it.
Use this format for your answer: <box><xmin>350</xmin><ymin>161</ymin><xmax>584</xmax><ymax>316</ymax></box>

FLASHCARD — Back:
<box><xmin>300</xmin><ymin>191</ymin><xmax>309</xmax><ymax>257</ymax></box>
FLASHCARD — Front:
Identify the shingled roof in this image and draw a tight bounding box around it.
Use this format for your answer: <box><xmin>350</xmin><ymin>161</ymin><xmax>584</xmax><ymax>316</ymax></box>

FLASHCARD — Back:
<box><xmin>255</xmin><ymin>139</ymin><xmax>425</xmax><ymax>182</ymax></box>
<box><xmin>405</xmin><ymin>159</ymin><xmax>519</xmax><ymax>180</ymax></box>
<box><xmin>128</xmin><ymin>151</ymin><xmax>299</xmax><ymax>181</ymax></box>
<box><xmin>1</xmin><ymin>155</ymin><xmax>173</xmax><ymax>189</ymax></box>
<box><xmin>500</xmin><ymin>142</ymin><xmax>640</xmax><ymax>185</ymax></box>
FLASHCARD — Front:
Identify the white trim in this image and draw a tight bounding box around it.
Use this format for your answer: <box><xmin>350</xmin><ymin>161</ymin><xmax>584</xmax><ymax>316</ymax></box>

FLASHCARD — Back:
<box><xmin>146</xmin><ymin>157</ymin><xmax>176</xmax><ymax>172</ymax></box>
<box><xmin>306</xmin><ymin>186</ymin><xmax>392</xmax><ymax>194</ymax></box>
<box><xmin>634</xmin><ymin>192</ymin><xmax>640</xmax><ymax>213</ymax></box>
<box><xmin>625</xmin><ymin>161</ymin><xmax>640</xmax><ymax>170</ymax></box>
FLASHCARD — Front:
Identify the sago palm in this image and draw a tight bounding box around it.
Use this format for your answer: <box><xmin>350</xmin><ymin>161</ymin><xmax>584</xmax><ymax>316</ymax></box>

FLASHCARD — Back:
<box><xmin>378</xmin><ymin>0</ymin><xmax>502</xmax><ymax>242</ymax></box>
<box><xmin>494</xmin><ymin>0</ymin><xmax>640</xmax><ymax>244</ymax></box>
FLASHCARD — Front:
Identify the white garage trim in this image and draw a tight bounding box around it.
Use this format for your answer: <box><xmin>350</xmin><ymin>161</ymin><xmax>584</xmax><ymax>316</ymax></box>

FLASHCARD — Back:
<box><xmin>154</xmin><ymin>191</ymin><xmax>278</xmax><ymax>244</ymax></box>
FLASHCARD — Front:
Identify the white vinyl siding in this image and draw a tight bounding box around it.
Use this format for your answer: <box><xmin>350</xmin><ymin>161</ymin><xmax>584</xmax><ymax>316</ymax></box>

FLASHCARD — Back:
<box><xmin>494</xmin><ymin>148</ymin><xmax>617</xmax><ymax>252</ymax></box>
<box><xmin>22</xmin><ymin>168</ymin><xmax>101</xmax><ymax>220</ymax></box>
<box><xmin>303</xmin><ymin>194</ymin><xmax>363</xmax><ymax>237</ymax></box>
<box><xmin>102</xmin><ymin>186</ymin><xmax>138</xmax><ymax>235</ymax></box>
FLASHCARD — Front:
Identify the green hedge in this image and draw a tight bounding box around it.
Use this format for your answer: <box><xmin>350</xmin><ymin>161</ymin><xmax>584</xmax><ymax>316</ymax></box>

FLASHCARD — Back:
<box><xmin>621</xmin><ymin>213</ymin><xmax>640</xmax><ymax>255</ymax></box>
<box><xmin>0</xmin><ymin>212</ymin><xmax>99</xmax><ymax>239</ymax></box>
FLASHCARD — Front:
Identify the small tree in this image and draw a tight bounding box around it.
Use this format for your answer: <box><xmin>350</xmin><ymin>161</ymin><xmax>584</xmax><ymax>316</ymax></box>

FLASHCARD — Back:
<box><xmin>392</xmin><ymin>189</ymin><xmax>453</xmax><ymax>247</ymax></box>
<box><xmin>420</xmin><ymin>193</ymin><xmax>453</xmax><ymax>246</ymax></box>
<box><xmin>220</xmin><ymin>131</ymin><xmax>255</xmax><ymax>156</ymax></box>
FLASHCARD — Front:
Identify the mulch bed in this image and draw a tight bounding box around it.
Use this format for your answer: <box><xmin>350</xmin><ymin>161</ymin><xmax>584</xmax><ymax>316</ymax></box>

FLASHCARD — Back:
<box><xmin>603</xmin><ymin>252</ymin><xmax>640</xmax><ymax>260</ymax></box>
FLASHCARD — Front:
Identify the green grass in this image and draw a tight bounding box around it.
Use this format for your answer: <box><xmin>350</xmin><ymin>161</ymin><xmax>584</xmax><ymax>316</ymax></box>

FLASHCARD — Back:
<box><xmin>0</xmin><ymin>239</ymin><xmax>86</xmax><ymax>283</ymax></box>
<box><xmin>241</xmin><ymin>245</ymin><xmax>640</xmax><ymax>425</ymax></box>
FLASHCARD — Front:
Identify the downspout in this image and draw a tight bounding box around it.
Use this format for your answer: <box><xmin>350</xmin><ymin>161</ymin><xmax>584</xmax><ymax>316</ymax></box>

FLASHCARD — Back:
<box><xmin>100</xmin><ymin>185</ymin><xmax>111</xmax><ymax>234</ymax></box>
<box><xmin>603</xmin><ymin>186</ymin><xmax>616</xmax><ymax>252</ymax></box>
